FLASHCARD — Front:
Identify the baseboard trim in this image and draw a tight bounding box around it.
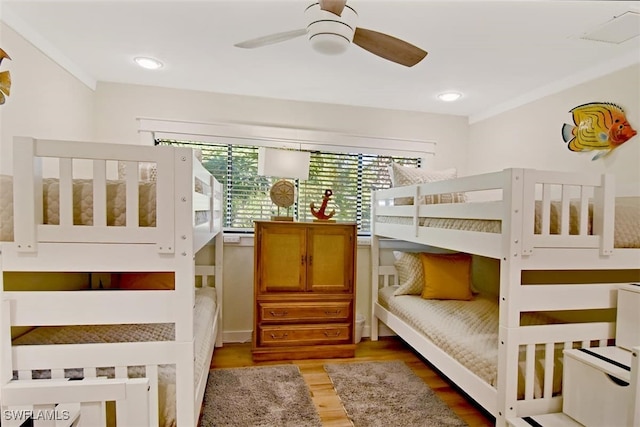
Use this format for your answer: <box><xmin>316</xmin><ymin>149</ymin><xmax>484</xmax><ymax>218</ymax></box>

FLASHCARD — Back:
<box><xmin>222</xmin><ymin>330</ymin><xmax>252</xmax><ymax>344</ymax></box>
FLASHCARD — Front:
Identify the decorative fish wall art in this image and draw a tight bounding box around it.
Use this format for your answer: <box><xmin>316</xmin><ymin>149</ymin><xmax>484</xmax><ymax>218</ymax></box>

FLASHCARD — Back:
<box><xmin>562</xmin><ymin>102</ymin><xmax>637</xmax><ymax>161</ymax></box>
<box><xmin>0</xmin><ymin>48</ymin><xmax>11</xmax><ymax>105</ymax></box>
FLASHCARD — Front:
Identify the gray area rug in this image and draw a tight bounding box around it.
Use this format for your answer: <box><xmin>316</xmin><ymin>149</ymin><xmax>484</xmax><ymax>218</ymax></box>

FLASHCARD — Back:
<box><xmin>324</xmin><ymin>361</ymin><xmax>467</xmax><ymax>427</ymax></box>
<box><xmin>199</xmin><ymin>364</ymin><xmax>322</xmax><ymax>427</ymax></box>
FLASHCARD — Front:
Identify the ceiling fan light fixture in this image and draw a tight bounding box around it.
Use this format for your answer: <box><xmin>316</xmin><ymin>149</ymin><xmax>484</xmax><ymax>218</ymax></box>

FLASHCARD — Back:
<box><xmin>309</xmin><ymin>34</ymin><xmax>350</xmax><ymax>55</ymax></box>
<box><xmin>437</xmin><ymin>92</ymin><xmax>462</xmax><ymax>102</ymax></box>
<box><xmin>134</xmin><ymin>56</ymin><xmax>163</xmax><ymax>70</ymax></box>
<box><xmin>305</xmin><ymin>2</ymin><xmax>357</xmax><ymax>55</ymax></box>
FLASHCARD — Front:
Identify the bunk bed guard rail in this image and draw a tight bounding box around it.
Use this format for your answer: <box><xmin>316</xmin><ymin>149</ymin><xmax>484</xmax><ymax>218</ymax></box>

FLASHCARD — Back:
<box><xmin>11</xmin><ymin>137</ymin><xmax>219</xmax><ymax>255</ymax></box>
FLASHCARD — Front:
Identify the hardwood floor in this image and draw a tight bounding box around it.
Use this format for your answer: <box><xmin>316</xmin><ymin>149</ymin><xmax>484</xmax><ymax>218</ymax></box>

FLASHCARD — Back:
<box><xmin>210</xmin><ymin>337</ymin><xmax>495</xmax><ymax>427</ymax></box>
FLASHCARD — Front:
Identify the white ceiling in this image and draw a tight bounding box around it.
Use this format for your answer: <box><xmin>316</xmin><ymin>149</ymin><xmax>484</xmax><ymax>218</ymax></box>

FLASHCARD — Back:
<box><xmin>2</xmin><ymin>0</ymin><xmax>640</xmax><ymax>121</ymax></box>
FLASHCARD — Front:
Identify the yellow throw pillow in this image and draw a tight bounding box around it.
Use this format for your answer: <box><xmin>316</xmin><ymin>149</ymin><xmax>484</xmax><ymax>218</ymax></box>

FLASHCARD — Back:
<box><xmin>420</xmin><ymin>253</ymin><xmax>473</xmax><ymax>300</ymax></box>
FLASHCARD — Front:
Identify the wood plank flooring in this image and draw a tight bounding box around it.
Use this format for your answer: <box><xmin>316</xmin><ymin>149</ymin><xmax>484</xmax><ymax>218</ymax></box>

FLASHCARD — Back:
<box><xmin>210</xmin><ymin>337</ymin><xmax>495</xmax><ymax>427</ymax></box>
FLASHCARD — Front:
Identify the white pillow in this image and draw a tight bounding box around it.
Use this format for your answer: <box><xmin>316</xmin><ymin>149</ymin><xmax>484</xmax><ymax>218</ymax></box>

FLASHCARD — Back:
<box><xmin>392</xmin><ymin>251</ymin><xmax>424</xmax><ymax>296</ymax></box>
<box><xmin>388</xmin><ymin>162</ymin><xmax>466</xmax><ymax>205</ymax></box>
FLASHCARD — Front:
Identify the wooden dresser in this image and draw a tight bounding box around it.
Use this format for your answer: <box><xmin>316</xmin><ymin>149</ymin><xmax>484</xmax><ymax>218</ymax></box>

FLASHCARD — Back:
<box><xmin>252</xmin><ymin>221</ymin><xmax>357</xmax><ymax>361</ymax></box>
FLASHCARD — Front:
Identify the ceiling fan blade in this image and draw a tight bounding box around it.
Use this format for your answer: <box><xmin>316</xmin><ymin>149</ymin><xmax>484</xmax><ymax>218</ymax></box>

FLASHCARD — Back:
<box><xmin>353</xmin><ymin>27</ymin><xmax>427</xmax><ymax>67</ymax></box>
<box><xmin>319</xmin><ymin>0</ymin><xmax>347</xmax><ymax>16</ymax></box>
<box><xmin>234</xmin><ymin>28</ymin><xmax>307</xmax><ymax>49</ymax></box>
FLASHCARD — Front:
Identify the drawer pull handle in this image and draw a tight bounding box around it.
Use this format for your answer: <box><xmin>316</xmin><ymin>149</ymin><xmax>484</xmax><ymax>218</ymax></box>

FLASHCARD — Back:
<box><xmin>269</xmin><ymin>310</ymin><xmax>288</xmax><ymax>317</ymax></box>
<box><xmin>269</xmin><ymin>333</ymin><xmax>288</xmax><ymax>340</ymax></box>
<box><xmin>606</xmin><ymin>374</ymin><xmax>629</xmax><ymax>387</ymax></box>
<box><xmin>324</xmin><ymin>330</ymin><xmax>341</xmax><ymax>337</ymax></box>
<box><xmin>324</xmin><ymin>310</ymin><xmax>342</xmax><ymax>315</ymax></box>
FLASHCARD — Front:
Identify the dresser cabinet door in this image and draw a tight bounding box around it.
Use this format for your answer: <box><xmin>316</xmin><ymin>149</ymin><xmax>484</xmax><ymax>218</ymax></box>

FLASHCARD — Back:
<box><xmin>307</xmin><ymin>225</ymin><xmax>354</xmax><ymax>293</ymax></box>
<box><xmin>257</xmin><ymin>224</ymin><xmax>306</xmax><ymax>292</ymax></box>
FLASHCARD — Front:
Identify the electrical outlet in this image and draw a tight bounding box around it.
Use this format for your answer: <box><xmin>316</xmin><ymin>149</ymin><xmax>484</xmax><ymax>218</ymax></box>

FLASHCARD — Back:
<box><xmin>223</xmin><ymin>235</ymin><xmax>241</xmax><ymax>243</ymax></box>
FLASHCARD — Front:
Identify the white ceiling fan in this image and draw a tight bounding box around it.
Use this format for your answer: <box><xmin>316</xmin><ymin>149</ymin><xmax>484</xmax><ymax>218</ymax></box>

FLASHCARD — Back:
<box><xmin>234</xmin><ymin>0</ymin><xmax>428</xmax><ymax>67</ymax></box>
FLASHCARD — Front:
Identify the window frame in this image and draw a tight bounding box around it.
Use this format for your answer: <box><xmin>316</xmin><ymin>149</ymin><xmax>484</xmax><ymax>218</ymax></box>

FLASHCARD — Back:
<box><xmin>158</xmin><ymin>138</ymin><xmax>422</xmax><ymax>233</ymax></box>
<box><xmin>138</xmin><ymin>118</ymin><xmax>437</xmax><ymax>234</ymax></box>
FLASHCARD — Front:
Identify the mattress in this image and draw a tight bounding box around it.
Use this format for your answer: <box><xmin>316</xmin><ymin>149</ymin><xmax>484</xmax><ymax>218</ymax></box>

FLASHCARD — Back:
<box><xmin>0</xmin><ymin>174</ymin><xmax>156</xmax><ymax>241</ymax></box>
<box><xmin>1</xmin><ymin>174</ymin><xmax>211</xmax><ymax>242</ymax></box>
<box><xmin>378</xmin><ymin>286</ymin><xmax>562</xmax><ymax>398</ymax></box>
<box><xmin>376</xmin><ymin>197</ymin><xmax>640</xmax><ymax>248</ymax></box>
<box><xmin>12</xmin><ymin>286</ymin><xmax>217</xmax><ymax>427</ymax></box>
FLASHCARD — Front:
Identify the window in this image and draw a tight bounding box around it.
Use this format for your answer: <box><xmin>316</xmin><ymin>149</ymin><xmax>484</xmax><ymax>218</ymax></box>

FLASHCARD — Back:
<box><xmin>157</xmin><ymin>139</ymin><xmax>420</xmax><ymax>233</ymax></box>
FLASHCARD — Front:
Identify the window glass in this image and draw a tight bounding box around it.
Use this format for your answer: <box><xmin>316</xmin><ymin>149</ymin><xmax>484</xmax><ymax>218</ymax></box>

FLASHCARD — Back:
<box><xmin>157</xmin><ymin>139</ymin><xmax>420</xmax><ymax>233</ymax></box>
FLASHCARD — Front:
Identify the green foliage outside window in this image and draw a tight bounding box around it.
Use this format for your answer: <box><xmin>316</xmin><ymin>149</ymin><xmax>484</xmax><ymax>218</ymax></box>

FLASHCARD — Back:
<box><xmin>158</xmin><ymin>140</ymin><xmax>420</xmax><ymax>233</ymax></box>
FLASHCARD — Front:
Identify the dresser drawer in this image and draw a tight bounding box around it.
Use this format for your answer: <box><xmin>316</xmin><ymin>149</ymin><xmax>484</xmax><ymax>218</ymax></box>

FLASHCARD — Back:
<box><xmin>258</xmin><ymin>324</ymin><xmax>351</xmax><ymax>347</ymax></box>
<box><xmin>258</xmin><ymin>301</ymin><xmax>351</xmax><ymax>323</ymax></box>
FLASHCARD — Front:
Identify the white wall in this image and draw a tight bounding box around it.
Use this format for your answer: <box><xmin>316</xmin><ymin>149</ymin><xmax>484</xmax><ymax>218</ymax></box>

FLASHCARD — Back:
<box><xmin>0</xmin><ymin>23</ymin><xmax>95</xmax><ymax>175</ymax></box>
<box><xmin>92</xmin><ymin>81</ymin><xmax>469</xmax><ymax>171</ymax></box>
<box><xmin>468</xmin><ymin>64</ymin><xmax>640</xmax><ymax>196</ymax></box>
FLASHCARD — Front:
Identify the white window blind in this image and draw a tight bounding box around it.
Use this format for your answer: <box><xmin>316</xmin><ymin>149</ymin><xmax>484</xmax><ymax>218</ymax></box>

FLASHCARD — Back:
<box><xmin>157</xmin><ymin>139</ymin><xmax>420</xmax><ymax>233</ymax></box>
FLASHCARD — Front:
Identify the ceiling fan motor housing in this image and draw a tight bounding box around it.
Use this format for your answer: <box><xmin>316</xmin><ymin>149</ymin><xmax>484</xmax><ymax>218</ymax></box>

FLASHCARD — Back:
<box><xmin>304</xmin><ymin>3</ymin><xmax>358</xmax><ymax>55</ymax></box>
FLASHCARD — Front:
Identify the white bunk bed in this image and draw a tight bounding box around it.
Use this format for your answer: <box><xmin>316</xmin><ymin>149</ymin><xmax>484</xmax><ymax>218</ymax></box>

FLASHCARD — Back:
<box><xmin>0</xmin><ymin>137</ymin><xmax>224</xmax><ymax>426</ymax></box>
<box><xmin>369</xmin><ymin>167</ymin><xmax>639</xmax><ymax>426</ymax></box>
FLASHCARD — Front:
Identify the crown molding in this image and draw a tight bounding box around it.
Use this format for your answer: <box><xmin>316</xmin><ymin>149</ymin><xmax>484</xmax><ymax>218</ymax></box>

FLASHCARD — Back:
<box><xmin>1</xmin><ymin>6</ymin><xmax>96</xmax><ymax>90</ymax></box>
<box><xmin>469</xmin><ymin>51</ymin><xmax>640</xmax><ymax>124</ymax></box>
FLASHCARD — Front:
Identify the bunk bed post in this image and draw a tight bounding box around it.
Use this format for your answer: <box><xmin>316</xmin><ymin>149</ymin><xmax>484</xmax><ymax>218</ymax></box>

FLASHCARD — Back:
<box><xmin>0</xmin><ymin>298</ymin><xmax>12</xmax><ymax>405</ymax></box>
<box><xmin>173</xmin><ymin>145</ymin><xmax>196</xmax><ymax>341</ymax></box>
<box><xmin>0</xmin><ymin>259</ymin><xmax>14</xmax><ymax>414</ymax></box>
<box><xmin>12</xmin><ymin>137</ymin><xmax>42</xmax><ymax>254</ymax></box>
<box><xmin>175</xmin><ymin>342</ymin><xmax>196</xmax><ymax>426</ymax></box>
<box><xmin>154</xmin><ymin>146</ymin><xmax>177</xmax><ymax>254</ymax></box>
<box><xmin>370</xmin><ymin>235</ymin><xmax>380</xmax><ymax>341</ymax></box>
<box><xmin>173</xmin><ymin>146</ymin><xmax>197</xmax><ymax>426</ymax></box>
<box><xmin>214</xmin><ymin>231</ymin><xmax>224</xmax><ymax>348</ymax></box>
<box><xmin>593</xmin><ymin>173</ymin><xmax>615</xmax><ymax>256</ymax></box>
<box><xmin>496</xmin><ymin>168</ymin><xmax>526</xmax><ymax>427</ymax></box>
<box><xmin>370</xmin><ymin>190</ymin><xmax>380</xmax><ymax>341</ymax></box>
<box><xmin>631</xmin><ymin>346</ymin><xmax>640</xmax><ymax>426</ymax></box>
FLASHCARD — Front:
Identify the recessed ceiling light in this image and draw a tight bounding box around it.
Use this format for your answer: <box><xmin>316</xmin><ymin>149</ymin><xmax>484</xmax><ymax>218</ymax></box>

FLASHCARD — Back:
<box><xmin>438</xmin><ymin>92</ymin><xmax>462</xmax><ymax>102</ymax></box>
<box><xmin>134</xmin><ymin>56</ymin><xmax>163</xmax><ymax>70</ymax></box>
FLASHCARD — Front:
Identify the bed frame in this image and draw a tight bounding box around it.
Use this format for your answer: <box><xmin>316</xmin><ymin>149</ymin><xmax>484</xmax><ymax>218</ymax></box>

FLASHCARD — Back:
<box><xmin>370</xmin><ymin>168</ymin><xmax>639</xmax><ymax>426</ymax></box>
<box><xmin>0</xmin><ymin>137</ymin><xmax>224</xmax><ymax>426</ymax></box>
